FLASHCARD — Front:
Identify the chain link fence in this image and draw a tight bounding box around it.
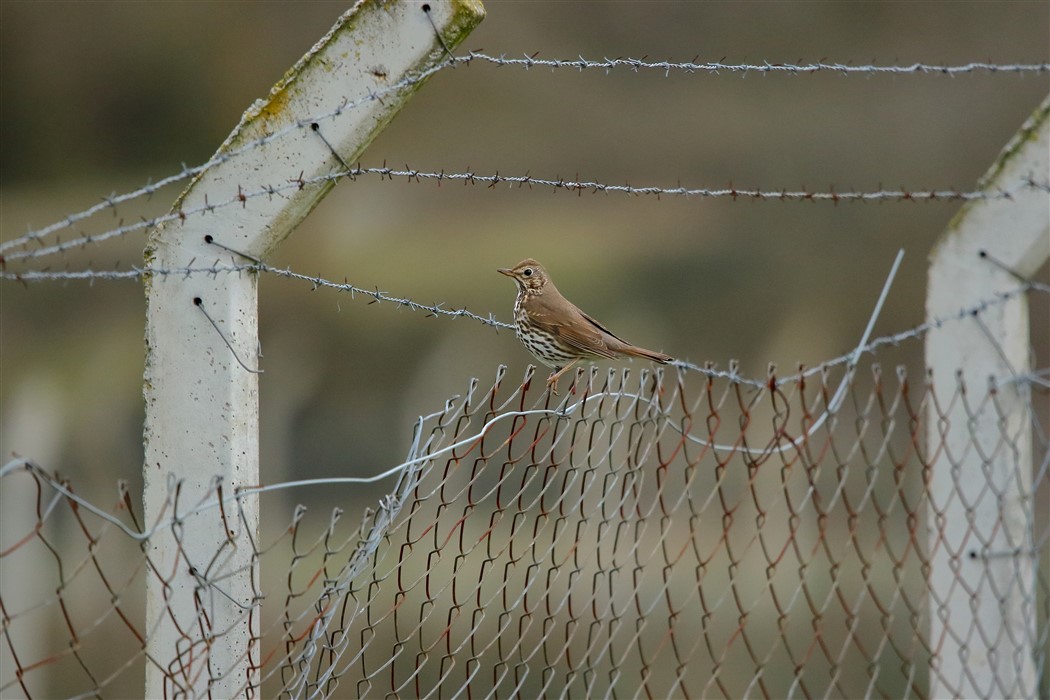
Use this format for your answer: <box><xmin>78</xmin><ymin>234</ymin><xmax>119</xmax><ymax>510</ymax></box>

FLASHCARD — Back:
<box><xmin>3</xmin><ymin>298</ymin><xmax>1047</xmax><ymax>698</ymax></box>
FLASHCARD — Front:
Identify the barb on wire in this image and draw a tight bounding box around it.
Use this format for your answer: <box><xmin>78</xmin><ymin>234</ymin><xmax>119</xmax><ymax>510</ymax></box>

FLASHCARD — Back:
<box><xmin>457</xmin><ymin>51</ymin><xmax>1050</xmax><ymax>76</ymax></box>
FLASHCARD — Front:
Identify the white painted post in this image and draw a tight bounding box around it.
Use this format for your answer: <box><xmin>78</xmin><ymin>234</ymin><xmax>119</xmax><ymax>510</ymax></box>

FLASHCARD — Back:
<box><xmin>142</xmin><ymin>1</ymin><xmax>484</xmax><ymax>697</ymax></box>
<box><xmin>926</xmin><ymin>95</ymin><xmax>1049</xmax><ymax>699</ymax></box>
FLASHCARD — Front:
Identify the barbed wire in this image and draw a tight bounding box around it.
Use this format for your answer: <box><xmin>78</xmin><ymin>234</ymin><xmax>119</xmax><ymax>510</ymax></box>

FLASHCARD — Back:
<box><xmin>457</xmin><ymin>51</ymin><xmax>1050</xmax><ymax>76</ymax></box>
<box><xmin>0</xmin><ymin>262</ymin><xmax>514</xmax><ymax>327</ymax></box>
<box><xmin>4</xmin><ymin>163</ymin><xmax>1046</xmax><ymax>264</ymax></box>
<box><xmin>260</xmin><ymin>262</ymin><xmax>514</xmax><ymax>330</ymax></box>
<box><xmin>324</xmin><ymin>165</ymin><xmax>1050</xmax><ymax>202</ymax></box>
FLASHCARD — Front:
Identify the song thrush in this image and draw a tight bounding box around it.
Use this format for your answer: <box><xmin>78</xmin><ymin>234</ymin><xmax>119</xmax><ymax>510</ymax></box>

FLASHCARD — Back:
<box><xmin>498</xmin><ymin>259</ymin><xmax>673</xmax><ymax>393</ymax></box>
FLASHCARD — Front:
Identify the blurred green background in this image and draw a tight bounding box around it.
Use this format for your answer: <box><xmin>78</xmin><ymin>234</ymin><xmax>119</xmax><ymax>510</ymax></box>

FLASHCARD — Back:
<box><xmin>1</xmin><ymin>2</ymin><xmax>1048</xmax><ymax>695</ymax></box>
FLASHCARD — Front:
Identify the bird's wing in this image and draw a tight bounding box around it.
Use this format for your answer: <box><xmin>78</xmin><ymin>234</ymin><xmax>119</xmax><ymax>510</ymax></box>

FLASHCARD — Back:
<box><xmin>527</xmin><ymin>295</ymin><xmax>620</xmax><ymax>359</ymax></box>
<box><xmin>579</xmin><ymin>308</ymin><xmax>672</xmax><ymax>364</ymax></box>
<box><xmin>579</xmin><ymin>309</ymin><xmax>631</xmax><ymax>345</ymax></box>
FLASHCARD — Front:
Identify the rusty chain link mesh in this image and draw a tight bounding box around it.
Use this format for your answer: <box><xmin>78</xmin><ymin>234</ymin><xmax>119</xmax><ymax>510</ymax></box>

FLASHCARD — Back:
<box><xmin>2</xmin><ymin>310</ymin><xmax>1048</xmax><ymax>699</ymax></box>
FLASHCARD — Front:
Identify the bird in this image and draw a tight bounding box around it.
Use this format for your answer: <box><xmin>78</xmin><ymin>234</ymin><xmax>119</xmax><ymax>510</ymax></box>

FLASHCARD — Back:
<box><xmin>498</xmin><ymin>259</ymin><xmax>673</xmax><ymax>393</ymax></box>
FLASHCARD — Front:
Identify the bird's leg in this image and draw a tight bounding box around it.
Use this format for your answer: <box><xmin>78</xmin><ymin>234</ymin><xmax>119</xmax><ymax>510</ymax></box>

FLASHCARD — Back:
<box><xmin>546</xmin><ymin>359</ymin><xmax>580</xmax><ymax>395</ymax></box>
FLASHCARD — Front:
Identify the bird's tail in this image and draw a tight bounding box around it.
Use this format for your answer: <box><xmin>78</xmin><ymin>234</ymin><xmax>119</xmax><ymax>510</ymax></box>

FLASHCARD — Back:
<box><xmin>621</xmin><ymin>345</ymin><xmax>673</xmax><ymax>364</ymax></box>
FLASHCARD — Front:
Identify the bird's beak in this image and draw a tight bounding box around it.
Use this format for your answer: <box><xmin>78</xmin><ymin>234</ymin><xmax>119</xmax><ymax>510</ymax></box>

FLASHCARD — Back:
<box><xmin>497</xmin><ymin>268</ymin><xmax>513</xmax><ymax>277</ymax></box>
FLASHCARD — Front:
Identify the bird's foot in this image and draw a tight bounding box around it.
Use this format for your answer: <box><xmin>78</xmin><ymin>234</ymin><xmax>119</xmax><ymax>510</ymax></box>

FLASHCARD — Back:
<box><xmin>545</xmin><ymin>372</ymin><xmax>561</xmax><ymax>395</ymax></box>
<box><xmin>545</xmin><ymin>360</ymin><xmax>580</xmax><ymax>396</ymax></box>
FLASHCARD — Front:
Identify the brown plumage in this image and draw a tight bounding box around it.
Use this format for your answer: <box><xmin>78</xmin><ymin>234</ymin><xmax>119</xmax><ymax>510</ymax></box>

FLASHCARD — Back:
<box><xmin>498</xmin><ymin>259</ymin><xmax>673</xmax><ymax>393</ymax></box>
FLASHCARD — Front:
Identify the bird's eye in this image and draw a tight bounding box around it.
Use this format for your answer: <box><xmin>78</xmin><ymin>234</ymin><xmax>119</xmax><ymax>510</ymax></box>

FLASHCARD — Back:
<box><xmin>523</xmin><ymin>268</ymin><xmax>533</xmax><ymax>277</ymax></box>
